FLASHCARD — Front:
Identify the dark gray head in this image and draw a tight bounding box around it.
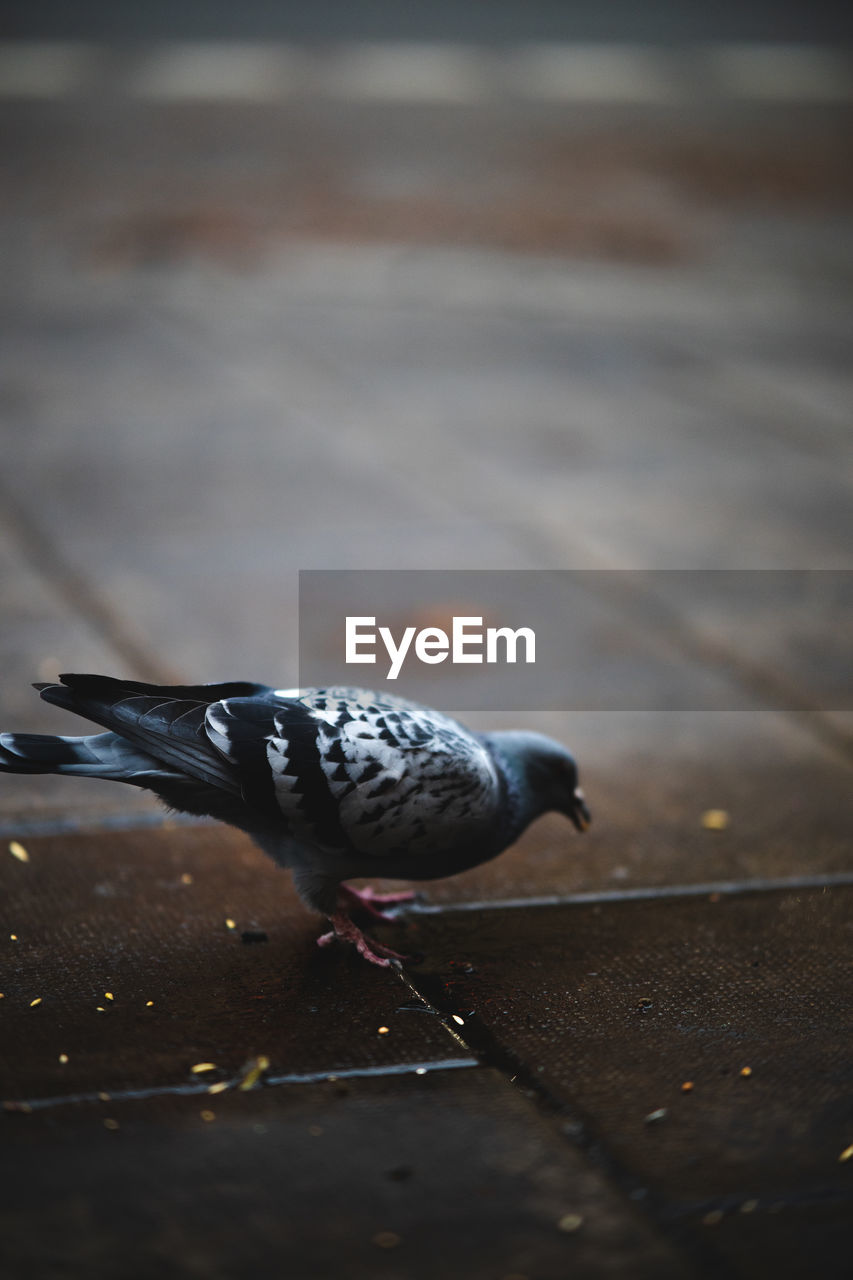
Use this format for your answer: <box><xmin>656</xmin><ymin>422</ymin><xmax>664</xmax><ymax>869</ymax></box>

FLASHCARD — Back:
<box><xmin>487</xmin><ymin>730</ymin><xmax>591</xmax><ymax>833</ymax></box>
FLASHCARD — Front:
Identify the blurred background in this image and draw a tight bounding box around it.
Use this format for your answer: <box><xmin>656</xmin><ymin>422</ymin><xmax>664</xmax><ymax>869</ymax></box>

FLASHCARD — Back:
<box><xmin>1</xmin><ymin>1</ymin><xmax>852</xmax><ymax>893</ymax></box>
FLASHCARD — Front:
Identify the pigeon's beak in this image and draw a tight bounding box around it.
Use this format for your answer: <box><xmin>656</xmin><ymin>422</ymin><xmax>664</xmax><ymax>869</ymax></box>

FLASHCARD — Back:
<box><xmin>569</xmin><ymin>787</ymin><xmax>591</xmax><ymax>832</ymax></box>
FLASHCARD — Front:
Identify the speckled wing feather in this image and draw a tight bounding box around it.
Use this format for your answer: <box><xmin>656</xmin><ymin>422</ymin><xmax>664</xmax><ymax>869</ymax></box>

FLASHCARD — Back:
<box><xmin>205</xmin><ymin>686</ymin><xmax>501</xmax><ymax>859</ymax></box>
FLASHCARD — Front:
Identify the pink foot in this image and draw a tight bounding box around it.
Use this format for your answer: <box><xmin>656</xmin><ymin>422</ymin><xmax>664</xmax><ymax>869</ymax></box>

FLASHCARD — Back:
<box><xmin>338</xmin><ymin>884</ymin><xmax>416</xmax><ymax>923</ymax></box>
<box><xmin>316</xmin><ymin>911</ymin><xmax>410</xmax><ymax>968</ymax></box>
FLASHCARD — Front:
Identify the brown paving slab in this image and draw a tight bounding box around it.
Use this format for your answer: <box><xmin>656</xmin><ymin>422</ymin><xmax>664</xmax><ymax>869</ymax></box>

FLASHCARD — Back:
<box><xmin>3</xmin><ymin>100</ymin><xmax>852</xmax><ymax>263</ymax></box>
<box><xmin>0</xmin><ymin>1068</ymin><xmax>690</xmax><ymax>1280</ymax></box>
<box><xmin>399</xmin><ymin>885</ymin><xmax>853</xmax><ymax>1278</ymax></box>
<box><xmin>0</xmin><ymin>521</ymin><xmax>163</xmax><ymax>825</ymax></box>
<box><xmin>0</xmin><ymin>826</ymin><xmax>467</xmax><ymax>1105</ymax></box>
<box><xmin>204</xmin><ymin>269</ymin><xmax>853</xmax><ymax>576</ymax></box>
<box><xmin>627</xmin><ymin>571</ymin><xmax>853</xmax><ymax>716</ymax></box>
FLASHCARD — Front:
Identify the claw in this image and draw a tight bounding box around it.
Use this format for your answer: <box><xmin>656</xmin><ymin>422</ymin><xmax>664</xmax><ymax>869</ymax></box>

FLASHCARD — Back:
<box><xmin>338</xmin><ymin>883</ymin><xmax>416</xmax><ymax>923</ymax></box>
<box><xmin>317</xmin><ymin>910</ymin><xmax>411</xmax><ymax>968</ymax></box>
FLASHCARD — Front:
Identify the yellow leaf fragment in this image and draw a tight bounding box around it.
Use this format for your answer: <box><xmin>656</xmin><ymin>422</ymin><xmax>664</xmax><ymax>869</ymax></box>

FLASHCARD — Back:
<box><xmin>237</xmin><ymin>1055</ymin><xmax>270</xmax><ymax>1091</ymax></box>
<box><xmin>9</xmin><ymin>841</ymin><xmax>29</xmax><ymax>863</ymax></box>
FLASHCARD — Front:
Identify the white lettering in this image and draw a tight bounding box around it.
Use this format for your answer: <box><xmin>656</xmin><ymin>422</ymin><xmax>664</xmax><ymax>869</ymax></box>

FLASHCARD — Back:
<box><xmin>414</xmin><ymin>627</ymin><xmax>449</xmax><ymax>664</ymax></box>
<box><xmin>379</xmin><ymin>625</ymin><xmax>416</xmax><ymax>680</ymax></box>
<box><xmin>344</xmin><ymin>616</ymin><xmax>536</xmax><ymax>678</ymax></box>
<box><xmin>345</xmin><ymin>616</ymin><xmax>377</xmax><ymax>664</ymax></box>
<box><xmin>486</xmin><ymin>626</ymin><xmax>536</xmax><ymax>664</ymax></box>
<box><xmin>452</xmin><ymin>616</ymin><xmax>483</xmax><ymax>664</ymax></box>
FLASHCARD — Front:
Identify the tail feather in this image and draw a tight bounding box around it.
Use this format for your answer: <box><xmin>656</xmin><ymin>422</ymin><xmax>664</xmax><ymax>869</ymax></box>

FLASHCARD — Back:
<box><xmin>0</xmin><ymin>727</ymin><xmax>255</xmax><ymax>827</ymax></box>
<box><xmin>4</xmin><ymin>673</ymin><xmax>274</xmax><ymax>803</ymax></box>
<box><xmin>0</xmin><ymin>730</ymin><xmax>168</xmax><ymax>781</ymax></box>
<box><xmin>33</xmin><ymin>674</ymin><xmax>251</xmax><ymax>795</ymax></box>
<box><xmin>36</xmin><ymin>674</ymin><xmax>269</xmax><ymax>710</ymax></box>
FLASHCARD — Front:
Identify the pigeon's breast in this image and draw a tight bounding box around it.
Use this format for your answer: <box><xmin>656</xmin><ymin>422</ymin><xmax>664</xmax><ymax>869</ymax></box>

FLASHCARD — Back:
<box><xmin>262</xmin><ymin>690</ymin><xmax>503</xmax><ymax>861</ymax></box>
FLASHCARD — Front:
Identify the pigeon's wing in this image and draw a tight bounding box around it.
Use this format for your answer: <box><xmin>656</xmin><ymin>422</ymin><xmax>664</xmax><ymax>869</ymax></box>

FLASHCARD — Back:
<box><xmin>205</xmin><ymin>686</ymin><xmax>501</xmax><ymax>857</ymax></box>
<box><xmin>36</xmin><ymin>673</ymin><xmax>274</xmax><ymax>796</ymax></box>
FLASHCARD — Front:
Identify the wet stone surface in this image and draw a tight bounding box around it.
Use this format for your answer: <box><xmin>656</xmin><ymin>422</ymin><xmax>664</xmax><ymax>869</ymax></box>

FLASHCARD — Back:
<box><xmin>3</xmin><ymin>826</ymin><xmax>852</xmax><ymax>1276</ymax></box>
<box><xmin>0</xmin><ymin>826</ymin><xmax>464</xmax><ymax>1103</ymax></box>
<box><xmin>402</xmin><ymin>884</ymin><xmax>853</xmax><ymax>1278</ymax></box>
<box><xmin>0</xmin><ymin>1069</ymin><xmax>688</xmax><ymax>1280</ymax></box>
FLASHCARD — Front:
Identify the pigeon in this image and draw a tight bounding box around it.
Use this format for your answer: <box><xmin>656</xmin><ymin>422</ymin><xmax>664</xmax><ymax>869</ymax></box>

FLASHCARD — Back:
<box><xmin>0</xmin><ymin>675</ymin><xmax>590</xmax><ymax>967</ymax></box>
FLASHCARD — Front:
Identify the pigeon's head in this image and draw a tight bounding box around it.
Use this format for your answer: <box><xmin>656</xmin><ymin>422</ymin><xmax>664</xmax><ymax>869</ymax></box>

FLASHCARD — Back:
<box><xmin>490</xmin><ymin>731</ymin><xmax>591</xmax><ymax>832</ymax></box>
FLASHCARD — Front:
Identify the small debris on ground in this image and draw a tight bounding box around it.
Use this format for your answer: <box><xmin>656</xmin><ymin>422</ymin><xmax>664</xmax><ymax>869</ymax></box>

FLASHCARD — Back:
<box><xmin>241</xmin><ymin>929</ymin><xmax>268</xmax><ymax>944</ymax></box>
<box><xmin>237</xmin><ymin>1055</ymin><xmax>270</xmax><ymax>1091</ymax></box>
<box><xmin>372</xmin><ymin>1232</ymin><xmax>401</xmax><ymax>1249</ymax></box>
<box><xmin>557</xmin><ymin>1213</ymin><xmax>584</xmax><ymax>1233</ymax></box>
<box><xmin>8</xmin><ymin>841</ymin><xmax>29</xmax><ymax>863</ymax></box>
<box><xmin>701</xmin><ymin>809</ymin><xmax>730</xmax><ymax>831</ymax></box>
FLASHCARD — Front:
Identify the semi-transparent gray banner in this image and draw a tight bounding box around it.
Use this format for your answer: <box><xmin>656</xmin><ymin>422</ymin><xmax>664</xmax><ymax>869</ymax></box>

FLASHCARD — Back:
<box><xmin>298</xmin><ymin>570</ymin><xmax>852</xmax><ymax>711</ymax></box>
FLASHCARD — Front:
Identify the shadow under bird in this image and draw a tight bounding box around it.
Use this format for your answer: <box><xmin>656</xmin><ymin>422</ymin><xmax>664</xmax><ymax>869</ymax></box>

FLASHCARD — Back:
<box><xmin>0</xmin><ymin>675</ymin><xmax>590</xmax><ymax>966</ymax></box>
